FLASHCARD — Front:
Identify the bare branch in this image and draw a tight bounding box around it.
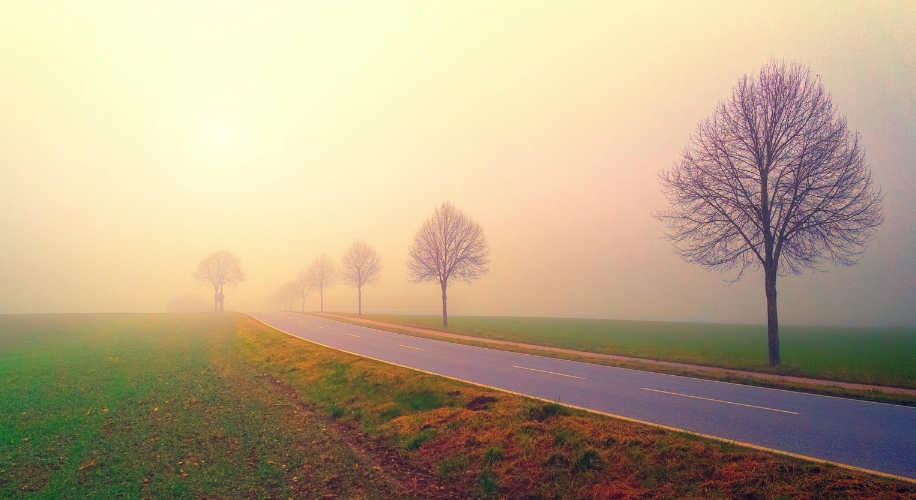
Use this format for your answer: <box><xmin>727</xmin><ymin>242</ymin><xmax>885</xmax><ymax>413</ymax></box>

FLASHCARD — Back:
<box><xmin>407</xmin><ymin>202</ymin><xmax>490</xmax><ymax>326</ymax></box>
<box><xmin>271</xmin><ymin>281</ymin><xmax>299</xmax><ymax>311</ymax></box>
<box><xmin>193</xmin><ymin>250</ymin><xmax>245</xmax><ymax>312</ymax></box>
<box><xmin>407</xmin><ymin>202</ymin><xmax>490</xmax><ymax>286</ymax></box>
<box><xmin>290</xmin><ymin>269</ymin><xmax>313</xmax><ymax>312</ymax></box>
<box><xmin>653</xmin><ymin>60</ymin><xmax>883</xmax><ymax>366</ymax></box>
<box><xmin>306</xmin><ymin>254</ymin><xmax>337</xmax><ymax>312</ymax></box>
<box><xmin>654</xmin><ymin>61</ymin><xmax>883</xmax><ymax>278</ymax></box>
<box><xmin>339</xmin><ymin>240</ymin><xmax>383</xmax><ymax>289</ymax></box>
<box><xmin>339</xmin><ymin>240</ymin><xmax>383</xmax><ymax>315</ymax></box>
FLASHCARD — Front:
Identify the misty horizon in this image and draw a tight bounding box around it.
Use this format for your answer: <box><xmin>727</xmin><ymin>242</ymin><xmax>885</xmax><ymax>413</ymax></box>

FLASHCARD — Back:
<box><xmin>2</xmin><ymin>2</ymin><xmax>914</xmax><ymax>327</ymax></box>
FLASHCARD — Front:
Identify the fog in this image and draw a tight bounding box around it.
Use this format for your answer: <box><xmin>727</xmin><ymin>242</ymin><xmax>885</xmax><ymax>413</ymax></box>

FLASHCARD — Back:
<box><xmin>1</xmin><ymin>2</ymin><xmax>914</xmax><ymax>326</ymax></box>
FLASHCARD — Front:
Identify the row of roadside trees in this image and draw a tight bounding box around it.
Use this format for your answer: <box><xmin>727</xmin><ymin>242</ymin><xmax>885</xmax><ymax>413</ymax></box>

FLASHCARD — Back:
<box><xmin>274</xmin><ymin>202</ymin><xmax>490</xmax><ymax>325</ymax></box>
<box><xmin>195</xmin><ymin>61</ymin><xmax>884</xmax><ymax>366</ymax></box>
<box><xmin>276</xmin><ymin>240</ymin><xmax>383</xmax><ymax>315</ymax></box>
<box><xmin>193</xmin><ymin>202</ymin><xmax>489</xmax><ymax>325</ymax></box>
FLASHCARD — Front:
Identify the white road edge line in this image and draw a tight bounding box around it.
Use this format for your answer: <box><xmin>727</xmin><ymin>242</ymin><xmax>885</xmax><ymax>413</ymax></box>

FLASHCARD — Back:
<box><xmin>398</xmin><ymin>344</ymin><xmax>423</xmax><ymax>350</ymax></box>
<box><xmin>511</xmin><ymin>365</ymin><xmax>585</xmax><ymax>380</ymax></box>
<box><xmin>316</xmin><ymin>315</ymin><xmax>916</xmax><ymax>409</ymax></box>
<box><xmin>249</xmin><ymin>314</ymin><xmax>915</xmax><ymax>484</ymax></box>
<box><xmin>641</xmin><ymin>388</ymin><xmax>800</xmax><ymax>415</ymax></box>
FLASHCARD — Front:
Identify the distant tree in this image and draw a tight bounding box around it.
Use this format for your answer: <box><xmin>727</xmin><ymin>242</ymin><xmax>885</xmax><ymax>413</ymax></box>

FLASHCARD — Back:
<box><xmin>339</xmin><ymin>240</ymin><xmax>383</xmax><ymax>315</ymax></box>
<box><xmin>408</xmin><ymin>202</ymin><xmax>490</xmax><ymax>327</ymax></box>
<box><xmin>654</xmin><ymin>61</ymin><xmax>883</xmax><ymax>366</ymax></box>
<box><xmin>306</xmin><ymin>254</ymin><xmax>337</xmax><ymax>312</ymax></box>
<box><xmin>270</xmin><ymin>281</ymin><xmax>294</xmax><ymax>311</ymax></box>
<box><xmin>293</xmin><ymin>269</ymin><xmax>313</xmax><ymax>313</ymax></box>
<box><xmin>193</xmin><ymin>251</ymin><xmax>246</xmax><ymax>312</ymax></box>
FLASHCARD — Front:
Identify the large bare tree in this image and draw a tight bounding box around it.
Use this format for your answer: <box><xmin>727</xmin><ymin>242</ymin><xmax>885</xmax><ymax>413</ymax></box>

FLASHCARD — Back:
<box><xmin>408</xmin><ymin>202</ymin><xmax>490</xmax><ymax>327</ymax></box>
<box><xmin>193</xmin><ymin>251</ymin><xmax>246</xmax><ymax>312</ymax></box>
<box><xmin>655</xmin><ymin>61</ymin><xmax>883</xmax><ymax>366</ymax></box>
<box><xmin>339</xmin><ymin>240</ymin><xmax>383</xmax><ymax>315</ymax></box>
<box><xmin>293</xmin><ymin>270</ymin><xmax>313</xmax><ymax>312</ymax></box>
<box><xmin>307</xmin><ymin>254</ymin><xmax>337</xmax><ymax>312</ymax></box>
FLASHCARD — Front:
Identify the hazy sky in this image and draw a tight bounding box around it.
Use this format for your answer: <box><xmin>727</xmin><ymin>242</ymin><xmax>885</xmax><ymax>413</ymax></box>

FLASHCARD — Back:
<box><xmin>1</xmin><ymin>1</ymin><xmax>914</xmax><ymax>326</ymax></box>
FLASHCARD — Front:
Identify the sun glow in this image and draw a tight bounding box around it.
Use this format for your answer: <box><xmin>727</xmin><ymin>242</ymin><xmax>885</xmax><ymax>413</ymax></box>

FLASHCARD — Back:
<box><xmin>210</xmin><ymin>121</ymin><xmax>233</xmax><ymax>147</ymax></box>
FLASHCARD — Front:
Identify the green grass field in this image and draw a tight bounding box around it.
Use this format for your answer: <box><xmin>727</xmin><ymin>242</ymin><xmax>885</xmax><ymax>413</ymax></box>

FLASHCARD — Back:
<box><xmin>2</xmin><ymin>313</ymin><xmax>913</xmax><ymax>499</ymax></box>
<box><xmin>0</xmin><ymin>314</ymin><xmax>407</xmax><ymax>499</ymax></box>
<box><xmin>352</xmin><ymin>314</ymin><xmax>916</xmax><ymax>389</ymax></box>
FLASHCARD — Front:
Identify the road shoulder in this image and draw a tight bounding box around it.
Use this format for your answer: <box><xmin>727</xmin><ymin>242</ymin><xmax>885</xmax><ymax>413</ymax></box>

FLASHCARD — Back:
<box><xmin>314</xmin><ymin>313</ymin><xmax>916</xmax><ymax>407</ymax></box>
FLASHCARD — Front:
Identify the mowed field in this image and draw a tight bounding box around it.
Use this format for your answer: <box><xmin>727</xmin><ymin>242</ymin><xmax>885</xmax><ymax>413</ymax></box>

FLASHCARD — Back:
<box><xmin>351</xmin><ymin>314</ymin><xmax>916</xmax><ymax>389</ymax></box>
<box><xmin>2</xmin><ymin>314</ymin><xmax>914</xmax><ymax>499</ymax></box>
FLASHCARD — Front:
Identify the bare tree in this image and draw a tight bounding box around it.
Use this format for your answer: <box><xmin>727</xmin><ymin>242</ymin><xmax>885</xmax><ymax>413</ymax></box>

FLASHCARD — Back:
<box><xmin>292</xmin><ymin>270</ymin><xmax>313</xmax><ymax>313</ymax></box>
<box><xmin>408</xmin><ymin>202</ymin><xmax>490</xmax><ymax>327</ymax></box>
<box><xmin>271</xmin><ymin>281</ymin><xmax>298</xmax><ymax>311</ymax></box>
<box><xmin>306</xmin><ymin>254</ymin><xmax>337</xmax><ymax>312</ymax></box>
<box><xmin>194</xmin><ymin>251</ymin><xmax>246</xmax><ymax>312</ymax></box>
<box><xmin>339</xmin><ymin>240</ymin><xmax>383</xmax><ymax>315</ymax></box>
<box><xmin>654</xmin><ymin>61</ymin><xmax>883</xmax><ymax>366</ymax></box>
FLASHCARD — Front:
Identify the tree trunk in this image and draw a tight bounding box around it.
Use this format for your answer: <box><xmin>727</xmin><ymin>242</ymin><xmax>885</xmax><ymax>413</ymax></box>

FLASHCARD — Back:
<box><xmin>301</xmin><ymin>295</ymin><xmax>305</xmax><ymax>313</ymax></box>
<box><xmin>358</xmin><ymin>286</ymin><xmax>362</xmax><ymax>316</ymax></box>
<box><xmin>765</xmin><ymin>267</ymin><xmax>780</xmax><ymax>366</ymax></box>
<box><xmin>320</xmin><ymin>289</ymin><xmax>324</xmax><ymax>312</ymax></box>
<box><xmin>441</xmin><ymin>282</ymin><xmax>448</xmax><ymax>328</ymax></box>
<box><xmin>213</xmin><ymin>289</ymin><xmax>218</xmax><ymax>312</ymax></box>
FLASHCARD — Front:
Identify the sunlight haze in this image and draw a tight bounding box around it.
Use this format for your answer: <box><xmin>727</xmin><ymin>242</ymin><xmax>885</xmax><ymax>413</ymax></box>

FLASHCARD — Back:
<box><xmin>1</xmin><ymin>1</ymin><xmax>914</xmax><ymax>326</ymax></box>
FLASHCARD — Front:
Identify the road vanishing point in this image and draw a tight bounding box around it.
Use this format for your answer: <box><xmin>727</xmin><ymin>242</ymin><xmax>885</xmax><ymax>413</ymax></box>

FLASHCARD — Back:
<box><xmin>251</xmin><ymin>312</ymin><xmax>916</xmax><ymax>481</ymax></box>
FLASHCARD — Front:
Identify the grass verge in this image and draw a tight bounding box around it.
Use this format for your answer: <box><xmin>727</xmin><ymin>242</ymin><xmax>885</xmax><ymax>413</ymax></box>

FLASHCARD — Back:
<box><xmin>2</xmin><ymin>313</ymin><xmax>914</xmax><ymax>499</ymax></box>
<box><xmin>244</xmin><ymin>314</ymin><xmax>915</xmax><ymax>499</ymax></box>
<box><xmin>318</xmin><ymin>313</ymin><xmax>916</xmax><ymax>407</ymax></box>
<box><xmin>331</xmin><ymin>314</ymin><xmax>916</xmax><ymax>389</ymax></box>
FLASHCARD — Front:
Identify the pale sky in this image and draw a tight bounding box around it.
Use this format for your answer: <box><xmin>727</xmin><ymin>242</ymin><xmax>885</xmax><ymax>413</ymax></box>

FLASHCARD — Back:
<box><xmin>1</xmin><ymin>1</ymin><xmax>914</xmax><ymax>326</ymax></box>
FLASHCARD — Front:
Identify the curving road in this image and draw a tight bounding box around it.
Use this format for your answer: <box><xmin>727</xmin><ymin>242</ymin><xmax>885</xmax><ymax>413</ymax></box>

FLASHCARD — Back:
<box><xmin>251</xmin><ymin>312</ymin><xmax>916</xmax><ymax>481</ymax></box>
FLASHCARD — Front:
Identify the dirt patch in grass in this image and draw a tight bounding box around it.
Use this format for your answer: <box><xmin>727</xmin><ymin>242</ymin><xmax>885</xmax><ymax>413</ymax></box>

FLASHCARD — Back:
<box><xmin>256</xmin><ymin>370</ymin><xmax>468</xmax><ymax>499</ymax></box>
<box><xmin>8</xmin><ymin>313</ymin><xmax>907</xmax><ymax>499</ymax></box>
<box><xmin>466</xmin><ymin>396</ymin><xmax>498</xmax><ymax>411</ymax></box>
<box><xmin>240</xmin><ymin>314</ymin><xmax>916</xmax><ymax>499</ymax></box>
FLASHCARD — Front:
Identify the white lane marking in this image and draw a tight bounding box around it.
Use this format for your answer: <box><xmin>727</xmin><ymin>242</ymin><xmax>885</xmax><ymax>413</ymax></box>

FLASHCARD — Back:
<box><xmin>398</xmin><ymin>344</ymin><xmax>423</xmax><ymax>351</ymax></box>
<box><xmin>641</xmin><ymin>388</ymin><xmax>800</xmax><ymax>414</ymax></box>
<box><xmin>510</xmin><ymin>365</ymin><xmax>585</xmax><ymax>380</ymax></box>
<box><xmin>249</xmin><ymin>315</ymin><xmax>914</xmax><ymax>485</ymax></box>
<box><xmin>348</xmin><ymin>334</ymin><xmax>360</xmax><ymax>338</ymax></box>
<box><xmin>299</xmin><ymin>321</ymin><xmax>307</xmax><ymax>323</ymax></box>
<box><xmin>317</xmin><ymin>326</ymin><xmax>326</xmax><ymax>329</ymax></box>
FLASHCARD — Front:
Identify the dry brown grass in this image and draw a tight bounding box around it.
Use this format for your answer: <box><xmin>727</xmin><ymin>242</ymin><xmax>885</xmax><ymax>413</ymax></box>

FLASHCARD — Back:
<box><xmin>238</xmin><ymin>315</ymin><xmax>916</xmax><ymax>499</ymax></box>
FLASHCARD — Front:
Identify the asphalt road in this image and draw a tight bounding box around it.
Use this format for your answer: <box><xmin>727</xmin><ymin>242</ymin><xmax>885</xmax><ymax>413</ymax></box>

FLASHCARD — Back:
<box><xmin>252</xmin><ymin>312</ymin><xmax>916</xmax><ymax>481</ymax></box>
